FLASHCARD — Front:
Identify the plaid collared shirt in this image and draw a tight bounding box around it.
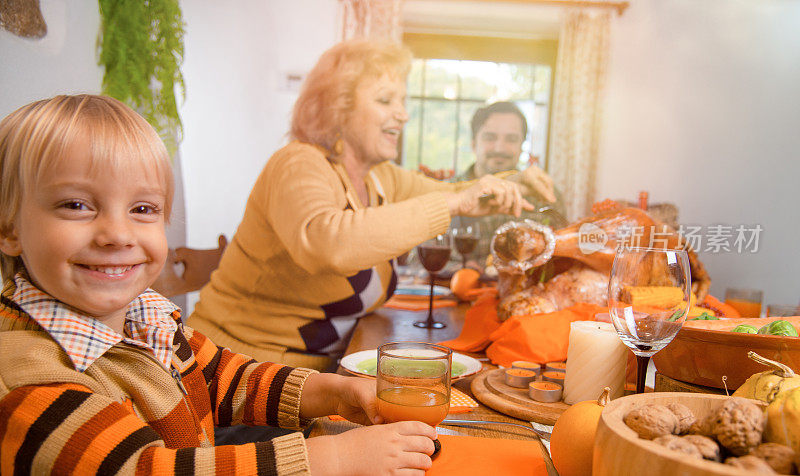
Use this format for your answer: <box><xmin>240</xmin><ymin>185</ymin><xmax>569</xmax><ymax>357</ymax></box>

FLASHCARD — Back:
<box><xmin>11</xmin><ymin>274</ymin><xmax>180</xmax><ymax>372</ymax></box>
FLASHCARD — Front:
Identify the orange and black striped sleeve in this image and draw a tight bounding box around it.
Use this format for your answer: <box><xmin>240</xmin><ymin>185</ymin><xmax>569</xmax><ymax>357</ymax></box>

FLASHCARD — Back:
<box><xmin>0</xmin><ymin>383</ymin><xmax>309</xmax><ymax>475</ymax></box>
<box><xmin>183</xmin><ymin>326</ymin><xmax>317</xmax><ymax>430</ymax></box>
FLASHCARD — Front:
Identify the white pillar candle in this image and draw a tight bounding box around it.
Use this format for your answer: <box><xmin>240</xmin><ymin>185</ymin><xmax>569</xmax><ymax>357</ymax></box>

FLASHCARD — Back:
<box><xmin>563</xmin><ymin>321</ymin><xmax>628</xmax><ymax>405</ymax></box>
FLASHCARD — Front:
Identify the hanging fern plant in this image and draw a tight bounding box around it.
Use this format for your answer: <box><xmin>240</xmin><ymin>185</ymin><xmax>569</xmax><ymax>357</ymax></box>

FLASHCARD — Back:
<box><xmin>97</xmin><ymin>0</ymin><xmax>185</xmax><ymax>157</ymax></box>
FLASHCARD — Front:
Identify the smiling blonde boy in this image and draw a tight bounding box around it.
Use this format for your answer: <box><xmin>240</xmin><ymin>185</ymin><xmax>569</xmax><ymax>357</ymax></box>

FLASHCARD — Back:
<box><xmin>0</xmin><ymin>95</ymin><xmax>436</xmax><ymax>475</ymax></box>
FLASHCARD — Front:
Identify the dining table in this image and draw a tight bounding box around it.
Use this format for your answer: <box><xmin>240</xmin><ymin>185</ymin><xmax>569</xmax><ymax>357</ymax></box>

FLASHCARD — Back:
<box><xmin>307</xmin><ymin>301</ymin><xmax>559</xmax><ymax>475</ymax></box>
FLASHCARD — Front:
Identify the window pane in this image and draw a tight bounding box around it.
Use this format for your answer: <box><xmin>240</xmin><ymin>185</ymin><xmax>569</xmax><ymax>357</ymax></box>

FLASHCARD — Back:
<box><xmin>408</xmin><ymin>60</ymin><xmax>424</xmax><ymax>97</ymax></box>
<box><xmin>424</xmin><ymin>59</ymin><xmax>460</xmax><ymax>98</ymax></box>
<box><xmin>534</xmin><ymin>66</ymin><xmax>552</xmax><ymax>104</ymax></box>
<box><xmin>420</xmin><ymin>100</ymin><xmax>457</xmax><ymax>172</ymax></box>
<box><xmin>401</xmin><ymin>58</ymin><xmax>552</xmax><ymax>175</ymax></box>
<box><xmin>402</xmin><ymin>99</ymin><xmax>422</xmax><ymax>169</ymax></box>
<box><xmin>459</xmin><ymin>61</ymin><xmax>498</xmax><ymax>100</ymax></box>
<box><xmin>456</xmin><ymin>101</ymin><xmax>482</xmax><ymax>176</ymax></box>
<box><xmin>507</xmin><ymin>64</ymin><xmax>535</xmax><ymax>101</ymax></box>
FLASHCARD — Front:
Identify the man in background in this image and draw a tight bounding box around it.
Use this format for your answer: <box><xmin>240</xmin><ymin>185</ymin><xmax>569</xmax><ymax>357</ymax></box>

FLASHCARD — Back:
<box><xmin>452</xmin><ymin>101</ymin><xmax>567</xmax><ymax>268</ymax></box>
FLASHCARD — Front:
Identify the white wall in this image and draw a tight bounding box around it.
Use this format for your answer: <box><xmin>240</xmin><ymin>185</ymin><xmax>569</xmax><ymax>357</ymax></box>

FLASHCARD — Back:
<box><xmin>0</xmin><ymin>1</ymin><xmax>102</xmax><ymax>114</ymax></box>
<box><xmin>598</xmin><ymin>0</ymin><xmax>800</xmax><ymax>305</ymax></box>
<box><xmin>179</xmin><ymin>0</ymin><xmax>340</xmax><ymax>248</ymax></box>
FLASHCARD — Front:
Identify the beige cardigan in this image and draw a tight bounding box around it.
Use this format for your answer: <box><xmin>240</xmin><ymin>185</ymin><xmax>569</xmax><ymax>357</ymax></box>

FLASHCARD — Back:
<box><xmin>189</xmin><ymin>141</ymin><xmax>459</xmax><ymax>368</ymax></box>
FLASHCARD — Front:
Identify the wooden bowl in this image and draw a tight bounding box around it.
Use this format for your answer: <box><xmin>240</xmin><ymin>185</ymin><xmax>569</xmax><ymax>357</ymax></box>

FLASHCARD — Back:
<box><xmin>652</xmin><ymin>318</ymin><xmax>800</xmax><ymax>390</ymax></box>
<box><xmin>593</xmin><ymin>392</ymin><xmax>766</xmax><ymax>476</ymax></box>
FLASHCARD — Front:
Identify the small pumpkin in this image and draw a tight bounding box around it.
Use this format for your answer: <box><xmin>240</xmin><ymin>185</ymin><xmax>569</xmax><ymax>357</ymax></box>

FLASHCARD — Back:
<box><xmin>732</xmin><ymin>352</ymin><xmax>800</xmax><ymax>403</ymax></box>
<box><xmin>764</xmin><ymin>385</ymin><xmax>800</xmax><ymax>454</ymax></box>
<box><xmin>550</xmin><ymin>387</ymin><xmax>610</xmax><ymax>476</ymax></box>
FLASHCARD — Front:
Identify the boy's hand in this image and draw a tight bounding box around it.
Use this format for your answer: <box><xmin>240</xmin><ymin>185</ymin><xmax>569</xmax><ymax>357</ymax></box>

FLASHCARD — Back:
<box><xmin>306</xmin><ymin>421</ymin><xmax>437</xmax><ymax>475</ymax></box>
<box><xmin>300</xmin><ymin>373</ymin><xmax>381</xmax><ymax>425</ymax></box>
<box><xmin>331</xmin><ymin>375</ymin><xmax>382</xmax><ymax>425</ymax></box>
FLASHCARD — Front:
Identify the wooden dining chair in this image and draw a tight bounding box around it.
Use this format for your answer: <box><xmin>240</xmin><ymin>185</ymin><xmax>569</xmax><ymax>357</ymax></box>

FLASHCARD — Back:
<box><xmin>151</xmin><ymin>234</ymin><xmax>228</xmax><ymax>298</ymax></box>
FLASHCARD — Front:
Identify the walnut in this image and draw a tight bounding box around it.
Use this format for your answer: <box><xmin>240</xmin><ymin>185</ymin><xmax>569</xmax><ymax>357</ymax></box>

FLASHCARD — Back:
<box><xmin>624</xmin><ymin>404</ymin><xmax>679</xmax><ymax>440</ymax></box>
<box><xmin>750</xmin><ymin>443</ymin><xmax>797</xmax><ymax>475</ymax></box>
<box><xmin>652</xmin><ymin>434</ymin><xmax>702</xmax><ymax>459</ymax></box>
<box><xmin>682</xmin><ymin>434</ymin><xmax>721</xmax><ymax>462</ymax></box>
<box><xmin>666</xmin><ymin>402</ymin><xmax>696</xmax><ymax>434</ymax></box>
<box><xmin>710</xmin><ymin>397</ymin><xmax>766</xmax><ymax>456</ymax></box>
<box><xmin>725</xmin><ymin>455</ymin><xmax>777</xmax><ymax>474</ymax></box>
<box><xmin>687</xmin><ymin>413</ymin><xmax>714</xmax><ymax>436</ymax></box>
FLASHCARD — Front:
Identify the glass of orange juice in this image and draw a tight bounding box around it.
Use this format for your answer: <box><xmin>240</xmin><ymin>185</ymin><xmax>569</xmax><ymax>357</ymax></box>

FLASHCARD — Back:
<box><xmin>376</xmin><ymin>342</ymin><xmax>451</xmax><ymax>428</ymax></box>
<box><xmin>724</xmin><ymin>288</ymin><xmax>763</xmax><ymax>318</ymax></box>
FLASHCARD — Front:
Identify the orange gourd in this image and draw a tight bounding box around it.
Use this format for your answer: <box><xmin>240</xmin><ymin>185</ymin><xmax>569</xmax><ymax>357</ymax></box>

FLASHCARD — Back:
<box><xmin>450</xmin><ymin>268</ymin><xmax>481</xmax><ymax>301</ymax></box>
<box><xmin>550</xmin><ymin>387</ymin><xmax>611</xmax><ymax>476</ymax></box>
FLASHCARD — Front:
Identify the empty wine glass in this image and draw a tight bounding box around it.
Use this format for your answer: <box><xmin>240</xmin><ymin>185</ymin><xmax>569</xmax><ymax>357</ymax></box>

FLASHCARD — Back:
<box><xmin>414</xmin><ymin>234</ymin><xmax>451</xmax><ymax>329</ymax></box>
<box><xmin>608</xmin><ymin>247</ymin><xmax>691</xmax><ymax>394</ymax></box>
<box><xmin>452</xmin><ymin>225</ymin><xmax>479</xmax><ymax>268</ymax></box>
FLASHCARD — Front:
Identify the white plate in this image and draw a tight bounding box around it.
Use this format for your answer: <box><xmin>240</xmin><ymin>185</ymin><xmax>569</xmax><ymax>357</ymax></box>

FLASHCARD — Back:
<box><xmin>394</xmin><ymin>284</ymin><xmax>451</xmax><ymax>297</ymax></box>
<box><xmin>340</xmin><ymin>348</ymin><xmax>482</xmax><ymax>380</ymax></box>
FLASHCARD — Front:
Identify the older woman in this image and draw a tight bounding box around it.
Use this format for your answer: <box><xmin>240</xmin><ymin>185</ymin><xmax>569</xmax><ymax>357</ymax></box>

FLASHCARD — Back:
<box><xmin>188</xmin><ymin>40</ymin><xmax>555</xmax><ymax>370</ymax></box>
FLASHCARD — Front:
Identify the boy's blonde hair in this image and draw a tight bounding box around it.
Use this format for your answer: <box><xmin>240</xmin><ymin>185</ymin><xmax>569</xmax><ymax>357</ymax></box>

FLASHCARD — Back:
<box><xmin>0</xmin><ymin>94</ymin><xmax>174</xmax><ymax>279</ymax></box>
<box><xmin>290</xmin><ymin>39</ymin><xmax>412</xmax><ymax>155</ymax></box>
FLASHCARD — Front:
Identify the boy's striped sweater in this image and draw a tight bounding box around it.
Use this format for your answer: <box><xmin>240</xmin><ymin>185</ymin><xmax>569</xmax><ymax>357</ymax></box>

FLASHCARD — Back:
<box><xmin>0</xmin><ymin>281</ymin><xmax>316</xmax><ymax>475</ymax></box>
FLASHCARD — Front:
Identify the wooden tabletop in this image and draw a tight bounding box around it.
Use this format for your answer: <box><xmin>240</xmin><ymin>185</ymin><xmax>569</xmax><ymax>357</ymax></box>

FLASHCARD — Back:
<box><xmin>308</xmin><ymin>303</ymin><xmax>552</xmax><ymax>442</ymax></box>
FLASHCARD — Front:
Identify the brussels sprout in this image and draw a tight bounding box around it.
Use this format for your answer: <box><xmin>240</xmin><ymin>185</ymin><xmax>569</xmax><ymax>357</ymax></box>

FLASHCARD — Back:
<box><xmin>732</xmin><ymin>324</ymin><xmax>758</xmax><ymax>334</ymax></box>
<box><xmin>757</xmin><ymin>320</ymin><xmax>799</xmax><ymax>337</ymax></box>
<box><xmin>690</xmin><ymin>312</ymin><xmax>719</xmax><ymax>321</ymax></box>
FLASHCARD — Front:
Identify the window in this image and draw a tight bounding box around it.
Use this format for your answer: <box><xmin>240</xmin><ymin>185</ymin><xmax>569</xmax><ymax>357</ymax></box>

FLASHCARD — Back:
<box><xmin>402</xmin><ymin>59</ymin><xmax>552</xmax><ymax>176</ymax></box>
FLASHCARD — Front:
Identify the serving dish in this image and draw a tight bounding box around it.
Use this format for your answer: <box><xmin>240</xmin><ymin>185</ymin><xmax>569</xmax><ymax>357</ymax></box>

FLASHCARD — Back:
<box><xmin>652</xmin><ymin>318</ymin><xmax>800</xmax><ymax>390</ymax></box>
<box><xmin>594</xmin><ymin>392</ymin><xmax>766</xmax><ymax>476</ymax></box>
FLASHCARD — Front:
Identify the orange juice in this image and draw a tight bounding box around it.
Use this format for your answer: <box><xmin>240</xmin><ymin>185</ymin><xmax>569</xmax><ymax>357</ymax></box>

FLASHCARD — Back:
<box><xmin>377</xmin><ymin>387</ymin><xmax>448</xmax><ymax>426</ymax></box>
<box><xmin>725</xmin><ymin>298</ymin><xmax>762</xmax><ymax>318</ymax></box>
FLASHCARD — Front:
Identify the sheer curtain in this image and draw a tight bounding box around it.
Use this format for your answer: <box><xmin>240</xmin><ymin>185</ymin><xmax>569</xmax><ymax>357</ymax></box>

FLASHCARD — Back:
<box><xmin>548</xmin><ymin>10</ymin><xmax>611</xmax><ymax>221</ymax></box>
<box><xmin>340</xmin><ymin>0</ymin><xmax>402</xmax><ymax>41</ymax></box>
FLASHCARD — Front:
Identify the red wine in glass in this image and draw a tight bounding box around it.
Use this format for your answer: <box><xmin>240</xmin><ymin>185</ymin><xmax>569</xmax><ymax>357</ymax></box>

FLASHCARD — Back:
<box><xmin>452</xmin><ymin>225</ymin><xmax>479</xmax><ymax>268</ymax></box>
<box><xmin>454</xmin><ymin>236</ymin><xmax>478</xmax><ymax>267</ymax></box>
<box><xmin>414</xmin><ymin>235</ymin><xmax>451</xmax><ymax>329</ymax></box>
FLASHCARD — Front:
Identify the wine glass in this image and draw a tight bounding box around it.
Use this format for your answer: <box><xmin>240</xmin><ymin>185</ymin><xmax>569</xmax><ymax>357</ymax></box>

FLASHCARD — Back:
<box><xmin>452</xmin><ymin>225</ymin><xmax>479</xmax><ymax>269</ymax></box>
<box><xmin>376</xmin><ymin>342</ymin><xmax>451</xmax><ymax>456</ymax></box>
<box><xmin>607</xmin><ymin>247</ymin><xmax>691</xmax><ymax>394</ymax></box>
<box><xmin>414</xmin><ymin>234</ymin><xmax>451</xmax><ymax>329</ymax></box>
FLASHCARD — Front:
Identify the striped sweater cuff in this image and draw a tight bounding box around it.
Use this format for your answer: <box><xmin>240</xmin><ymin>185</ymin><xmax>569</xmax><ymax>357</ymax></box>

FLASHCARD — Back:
<box><xmin>421</xmin><ymin>192</ymin><xmax>452</xmax><ymax>237</ymax></box>
<box><xmin>272</xmin><ymin>432</ymin><xmax>311</xmax><ymax>475</ymax></box>
<box><xmin>278</xmin><ymin>367</ymin><xmax>318</xmax><ymax>429</ymax></box>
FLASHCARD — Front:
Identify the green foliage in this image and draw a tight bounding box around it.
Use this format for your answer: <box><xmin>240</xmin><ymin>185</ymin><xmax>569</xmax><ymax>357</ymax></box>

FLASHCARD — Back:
<box><xmin>97</xmin><ymin>0</ymin><xmax>185</xmax><ymax>157</ymax></box>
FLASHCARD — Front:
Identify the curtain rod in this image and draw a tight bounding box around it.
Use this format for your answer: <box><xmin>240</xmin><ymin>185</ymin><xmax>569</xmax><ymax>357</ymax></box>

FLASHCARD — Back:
<box><xmin>443</xmin><ymin>0</ymin><xmax>629</xmax><ymax>16</ymax></box>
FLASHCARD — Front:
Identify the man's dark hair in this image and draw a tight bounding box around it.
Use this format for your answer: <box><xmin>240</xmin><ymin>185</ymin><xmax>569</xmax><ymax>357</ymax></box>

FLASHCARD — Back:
<box><xmin>470</xmin><ymin>101</ymin><xmax>528</xmax><ymax>141</ymax></box>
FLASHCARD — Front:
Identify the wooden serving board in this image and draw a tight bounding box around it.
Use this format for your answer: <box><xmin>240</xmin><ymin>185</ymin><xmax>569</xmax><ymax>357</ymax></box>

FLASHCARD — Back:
<box><xmin>470</xmin><ymin>369</ymin><xmax>569</xmax><ymax>425</ymax></box>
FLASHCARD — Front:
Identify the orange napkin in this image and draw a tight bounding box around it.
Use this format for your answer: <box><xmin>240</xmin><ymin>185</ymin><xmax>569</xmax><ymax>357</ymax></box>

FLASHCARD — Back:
<box><xmin>438</xmin><ymin>295</ymin><xmax>503</xmax><ymax>352</ymax></box>
<box><xmin>427</xmin><ymin>435</ymin><xmax>548</xmax><ymax>476</ymax></box>
<box><xmin>486</xmin><ymin>303</ymin><xmax>606</xmax><ymax>367</ymax></box>
<box><xmin>383</xmin><ymin>296</ymin><xmax>457</xmax><ymax>311</ymax></box>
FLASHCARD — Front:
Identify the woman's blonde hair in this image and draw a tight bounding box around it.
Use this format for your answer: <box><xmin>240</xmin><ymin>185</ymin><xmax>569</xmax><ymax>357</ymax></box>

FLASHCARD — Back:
<box><xmin>290</xmin><ymin>39</ymin><xmax>412</xmax><ymax>153</ymax></box>
<box><xmin>0</xmin><ymin>94</ymin><xmax>174</xmax><ymax>279</ymax></box>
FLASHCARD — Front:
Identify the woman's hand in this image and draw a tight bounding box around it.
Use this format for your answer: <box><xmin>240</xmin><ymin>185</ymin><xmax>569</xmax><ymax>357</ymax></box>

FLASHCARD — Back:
<box><xmin>299</xmin><ymin>373</ymin><xmax>381</xmax><ymax>425</ymax></box>
<box><xmin>306</xmin><ymin>422</ymin><xmax>437</xmax><ymax>475</ymax></box>
<box><xmin>446</xmin><ymin>175</ymin><xmax>535</xmax><ymax>217</ymax></box>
